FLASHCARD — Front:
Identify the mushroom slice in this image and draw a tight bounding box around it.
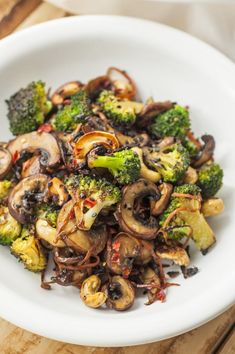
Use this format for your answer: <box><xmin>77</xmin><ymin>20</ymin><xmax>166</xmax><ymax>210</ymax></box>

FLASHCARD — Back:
<box><xmin>150</xmin><ymin>183</ymin><xmax>173</xmax><ymax>216</ymax></box>
<box><xmin>116</xmin><ymin>179</ymin><xmax>160</xmax><ymax>239</ymax></box>
<box><xmin>8</xmin><ymin>174</ymin><xmax>49</xmax><ymax>224</ymax></box>
<box><xmin>48</xmin><ymin>177</ymin><xmax>69</xmax><ymax>206</ymax></box>
<box><xmin>7</xmin><ymin>132</ymin><xmax>61</xmax><ymax>169</ymax></box>
<box><xmin>36</xmin><ymin>218</ymin><xmax>107</xmax><ymax>255</ymax></box>
<box><xmin>74</xmin><ymin>131</ymin><xmax>119</xmax><ymax>163</ymax></box>
<box><xmin>132</xmin><ymin>147</ymin><xmax>161</xmax><ymax>183</ymax></box>
<box><xmin>86</xmin><ymin>75</ymin><xmax>111</xmax><ymax>100</ymax></box>
<box><xmin>107</xmin><ymin>67</ymin><xmax>136</xmax><ymax>100</ymax></box>
<box><xmin>21</xmin><ymin>156</ymin><xmax>42</xmax><ymax>178</ymax></box>
<box><xmin>140</xmin><ymin>267</ymin><xmax>161</xmax><ymax>305</ymax></box>
<box><xmin>106</xmin><ymin>275</ymin><xmax>135</xmax><ymax>311</ymax></box>
<box><xmin>51</xmin><ymin>81</ymin><xmax>83</xmax><ymax>105</ymax></box>
<box><xmin>193</xmin><ymin>135</ymin><xmax>215</xmax><ymax>167</ymax></box>
<box><xmin>156</xmin><ymin>244</ymin><xmax>190</xmax><ymax>266</ymax></box>
<box><xmin>183</xmin><ymin>166</ymin><xmax>198</xmax><ymax>184</ymax></box>
<box><xmin>0</xmin><ymin>147</ymin><xmax>12</xmax><ymax>179</ymax></box>
<box><xmin>137</xmin><ymin>101</ymin><xmax>174</xmax><ymax>128</ymax></box>
<box><xmin>157</xmin><ymin>136</ymin><xmax>175</xmax><ymax>150</ymax></box>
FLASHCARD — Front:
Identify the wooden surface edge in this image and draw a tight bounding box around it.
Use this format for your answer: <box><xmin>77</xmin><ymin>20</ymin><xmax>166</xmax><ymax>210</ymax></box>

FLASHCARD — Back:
<box><xmin>0</xmin><ymin>0</ymin><xmax>41</xmax><ymax>39</ymax></box>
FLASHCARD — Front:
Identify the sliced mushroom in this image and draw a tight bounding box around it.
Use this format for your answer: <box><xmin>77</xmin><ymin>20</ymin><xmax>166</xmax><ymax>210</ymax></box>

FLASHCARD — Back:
<box><xmin>137</xmin><ymin>101</ymin><xmax>174</xmax><ymax>128</ymax></box>
<box><xmin>150</xmin><ymin>183</ymin><xmax>173</xmax><ymax>216</ymax></box>
<box><xmin>86</xmin><ymin>75</ymin><xmax>111</xmax><ymax>100</ymax></box>
<box><xmin>7</xmin><ymin>132</ymin><xmax>61</xmax><ymax>170</ymax></box>
<box><xmin>107</xmin><ymin>67</ymin><xmax>136</xmax><ymax>100</ymax></box>
<box><xmin>106</xmin><ymin>275</ymin><xmax>135</xmax><ymax>311</ymax></box>
<box><xmin>0</xmin><ymin>147</ymin><xmax>12</xmax><ymax>179</ymax></box>
<box><xmin>8</xmin><ymin>174</ymin><xmax>49</xmax><ymax>224</ymax></box>
<box><xmin>131</xmin><ymin>147</ymin><xmax>161</xmax><ymax>183</ymax></box>
<box><xmin>156</xmin><ymin>244</ymin><xmax>190</xmax><ymax>266</ymax></box>
<box><xmin>74</xmin><ymin>131</ymin><xmax>119</xmax><ymax>164</ymax></box>
<box><xmin>140</xmin><ymin>267</ymin><xmax>161</xmax><ymax>305</ymax></box>
<box><xmin>157</xmin><ymin>136</ymin><xmax>175</xmax><ymax>150</ymax></box>
<box><xmin>202</xmin><ymin>198</ymin><xmax>224</xmax><ymax>217</ymax></box>
<box><xmin>37</xmin><ymin>214</ymin><xmax>107</xmax><ymax>255</ymax></box>
<box><xmin>116</xmin><ymin>179</ymin><xmax>160</xmax><ymax>239</ymax></box>
<box><xmin>193</xmin><ymin>135</ymin><xmax>215</xmax><ymax>167</ymax></box>
<box><xmin>47</xmin><ymin>177</ymin><xmax>69</xmax><ymax>206</ymax></box>
<box><xmin>51</xmin><ymin>81</ymin><xmax>83</xmax><ymax>105</ymax></box>
<box><xmin>80</xmin><ymin>275</ymin><xmax>107</xmax><ymax>308</ymax></box>
<box><xmin>21</xmin><ymin>156</ymin><xmax>42</xmax><ymax>178</ymax></box>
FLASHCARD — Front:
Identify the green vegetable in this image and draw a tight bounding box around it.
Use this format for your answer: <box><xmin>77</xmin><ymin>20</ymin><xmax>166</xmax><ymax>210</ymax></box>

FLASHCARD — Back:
<box><xmin>11</xmin><ymin>227</ymin><xmax>47</xmax><ymax>272</ymax></box>
<box><xmin>97</xmin><ymin>90</ymin><xmax>142</xmax><ymax>126</ymax></box>
<box><xmin>89</xmin><ymin>149</ymin><xmax>141</xmax><ymax>185</ymax></box>
<box><xmin>0</xmin><ymin>180</ymin><xmax>12</xmax><ymax>201</ymax></box>
<box><xmin>150</xmin><ymin>105</ymin><xmax>190</xmax><ymax>138</ymax></box>
<box><xmin>182</xmin><ymin>138</ymin><xmax>199</xmax><ymax>158</ymax></box>
<box><xmin>144</xmin><ymin>143</ymin><xmax>190</xmax><ymax>183</ymax></box>
<box><xmin>197</xmin><ymin>163</ymin><xmax>223</xmax><ymax>199</ymax></box>
<box><xmin>54</xmin><ymin>90</ymin><xmax>91</xmax><ymax>132</ymax></box>
<box><xmin>66</xmin><ymin>175</ymin><xmax>121</xmax><ymax>230</ymax></box>
<box><xmin>159</xmin><ymin>184</ymin><xmax>215</xmax><ymax>251</ymax></box>
<box><xmin>0</xmin><ymin>206</ymin><xmax>21</xmax><ymax>245</ymax></box>
<box><xmin>37</xmin><ymin>204</ymin><xmax>59</xmax><ymax>228</ymax></box>
<box><xmin>6</xmin><ymin>81</ymin><xmax>52</xmax><ymax>135</ymax></box>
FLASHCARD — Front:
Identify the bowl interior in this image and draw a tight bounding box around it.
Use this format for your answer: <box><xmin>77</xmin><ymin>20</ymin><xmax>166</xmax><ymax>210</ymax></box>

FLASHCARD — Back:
<box><xmin>0</xmin><ymin>16</ymin><xmax>234</xmax><ymax>346</ymax></box>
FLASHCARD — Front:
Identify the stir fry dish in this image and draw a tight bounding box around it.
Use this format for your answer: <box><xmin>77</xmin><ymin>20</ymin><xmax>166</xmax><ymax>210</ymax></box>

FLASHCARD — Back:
<box><xmin>0</xmin><ymin>67</ymin><xmax>224</xmax><ymax>311</ymax></box>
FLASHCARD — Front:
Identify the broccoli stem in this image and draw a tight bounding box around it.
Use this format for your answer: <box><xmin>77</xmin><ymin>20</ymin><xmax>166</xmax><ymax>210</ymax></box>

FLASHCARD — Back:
<box><xmin>91</xmin><ymin>156</ymin><xmax>124</xmax><ymax>173</ymax></box>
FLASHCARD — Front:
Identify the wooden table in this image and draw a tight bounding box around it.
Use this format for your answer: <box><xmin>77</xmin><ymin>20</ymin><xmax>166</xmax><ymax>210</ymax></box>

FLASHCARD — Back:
<box><xmin>0</xmin><ymin>1</ymin><xmax>234</xmax><ymax>353</ymax></box>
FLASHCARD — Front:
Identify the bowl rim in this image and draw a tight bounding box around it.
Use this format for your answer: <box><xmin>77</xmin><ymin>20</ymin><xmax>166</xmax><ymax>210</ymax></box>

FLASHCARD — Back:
<box><xmin>0</xmin><ymin>15</ymin><xmax>235</xmax><ymax>347</ymax></box>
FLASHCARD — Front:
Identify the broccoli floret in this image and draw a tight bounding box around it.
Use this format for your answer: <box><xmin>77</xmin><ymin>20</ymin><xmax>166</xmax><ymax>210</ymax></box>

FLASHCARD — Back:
<box><xmin>11</xmin><ymin>227</ymin><xmax>47</xmax><ymax>272</ymax></box>
<box><xmin>0</xmin><ymin>180</ymin><xmax>12</xmax><ymax>201</ymax></box>
<box><xmin>66</xmin><ymin>175</ymin><xmax>121</xmax><ymax>230</ymax></box>
<box><xmin>54</xmin><ymin>90</ymin><xmax>91</xmax><ymax>132</ymax></box>
<box><xmin>97</xmin><ymin>90</ymin><xmax>142</xmax><ymax>127</ymax></box>
<box><xmin>88</xmin><ymin>149</ymin><xmax>141</xmax><ymax>184</ymax></box>
<box><xmin>197</xmin><ymin>163</ymin><xmax>223</xmax><ymax>199</ymax></box>
<box><xmin>144</xmin><ymin>143</ymin><xmax>190</xmax><ymax>183</ymax></box>
<box><xmin>0</xmin><ymin>206</ymin><xmax>22</xmax><ymax>245</ymax></box>
<box><xmin>6</xmin><ymin>81</ymin><xmax>52</xmax><ymax>135</ymax></box>
<box><xmin>36</xmin><ymin>204</ymin><xmax>59</xmax><ymax>228</ymax></box>
<box><xmin>159</xmin><ymin>184</ymin><xmax>215</xmax><ymax>251</ymax></box>
<box><xmin>150</xmin><ymin>105</ymin><xmax>190</xmax><ymax>138</ymax></box>
<box><xmin>182</xmin><ymin>138</ymin><xmax>199</xmax><ymax>158</ymax></box>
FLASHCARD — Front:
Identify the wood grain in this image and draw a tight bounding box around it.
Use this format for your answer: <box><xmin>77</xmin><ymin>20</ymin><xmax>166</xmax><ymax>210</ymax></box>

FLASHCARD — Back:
<box><xmin>0</xmin><ymin>0</ymin><xmax>41</xmax><ymax>39</ymax></box>
<box><xmin>0</xmin><ymin>306</ymin><xmax>234</xmax><ymax>353</ymax></box>
<box><xmin>0</xmin><ymin>2</ymin><xmax>234</xmax><ymax>353</ymax></box>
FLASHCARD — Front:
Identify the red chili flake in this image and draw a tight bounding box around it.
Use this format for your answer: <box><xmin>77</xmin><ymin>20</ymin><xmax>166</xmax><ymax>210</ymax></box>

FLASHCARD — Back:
<box><xmin>84</xmin><ymin>198</ymin><xmax>97</xmax><ymax>208</ymax></box>
<box><xmin>12</xmin><ymin>150</ymin><xmax>19</xmax><ymax>163</ymax></box>
<box><xmin>37</xmin><ymin>123</ymin><xmax>53</xmax><ymax>133</ymax></box>
<box><xmin>111</xmin><ymin>252</ymin><xmax>120</xmax><ymax>263</ymax></box>
<box><xmin>63</xmin><ymin>99</ymin><xmax>71</xmax><ymax>105</ymax></box>
<box><xmin>68</xmin><ymin>209</ymin><xmax>75</xmax><ymax>220</ymax></box>
<box><xmin>122</xmin><ymin>267</ymin><xmax>131</xmax><ymax>279</ymax></box>
<box><xmin>112</xmin><ymin>240</ymin><xmax>121</xmax><ymax>252</ymax></box>
<box><xmin>155</xmin><ymin>289</ymin><xmax>166</xmax><ymax>303</ymax></box>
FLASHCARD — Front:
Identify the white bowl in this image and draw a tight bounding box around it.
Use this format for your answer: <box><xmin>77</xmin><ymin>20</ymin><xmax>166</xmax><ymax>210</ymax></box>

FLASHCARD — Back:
<box><xmin>0</xmin><ymin>16</ymin><xmax>235</xmax><ymax>347</ymax></box>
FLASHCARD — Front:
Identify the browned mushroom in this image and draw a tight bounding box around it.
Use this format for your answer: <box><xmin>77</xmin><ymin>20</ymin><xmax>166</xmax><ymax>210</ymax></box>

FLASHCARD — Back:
<box><xmin>116</xmin><ymin>179</ymin><xmax>160</xmax><ymax>239</ymax></box>
<box><xmin>156</xmin><ymin>243</ymin><xmax>190</xmax><ymax>266</ymax></box>
<box><xmin>157</xmin><ymin>136</ymin><xmax>175</xmax><ymax>149</ymax></box>
<box><xmin>36</xmin><ymin>217</ymin><xmax>107</xmax><ymax>255</ymax></box>
<box><xmin>21</xmin><ymin>156</ymin><xmax>42</xmax><ymax>178</ymax></box>
<box><xmin>8</xmin><ymin>174</ymin><xmax>49</xmax><ymax>223</ymax></box>
<box><xmin>51</xmin><ymin>81</ymin><xmax>83</xmax><ymax>105</ymax></box>
<box><xmin>47</xmin><ymin>177</ymin><xmax>69</xmax><ymax>206</ymax></box>
<box><xmin>193</xmin><ymin>135</ymin><xmax>215</xmax><ymax>167</ymax></box>
<box><xmin>140</xmin><ymin>267</ymin><xmax>161</xmax><ymax>305</ymax></box>
<box><xmin>0</xmin><ymin>147</ymin><xmax>12</xmax><ymax>179</ymax></box>
<box><xmin>107</xmin><ymin>67</ymin><xmax>136</xmax><ymax>100</ymax></box>
<box><xmin>131</xmin><ymin>147</ymin><xmax>161</xmax><ymax>182</ymax></box>
<box><xmin>137</xmin><ymin>101</ymin><xmax>174</xmax><ymax>128</ymax></box>
<box><xmin>86</xmin><ymin>75</ymin><xmax>111</xmax><ymax>100</ymax></box>
<box><xmin>7</xmin><ymin>132</ymin><xmax>61</xmax><ymax>170</ymax></box>
<box><xmin>105</xmin><ymin>275</ymin><xmax>135</xmax><ymax>311</ymax></box>
<box><xmin>150</xmin><ymin>183</ymin><xmax>173</xmax><ymax>216</ymax></box>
